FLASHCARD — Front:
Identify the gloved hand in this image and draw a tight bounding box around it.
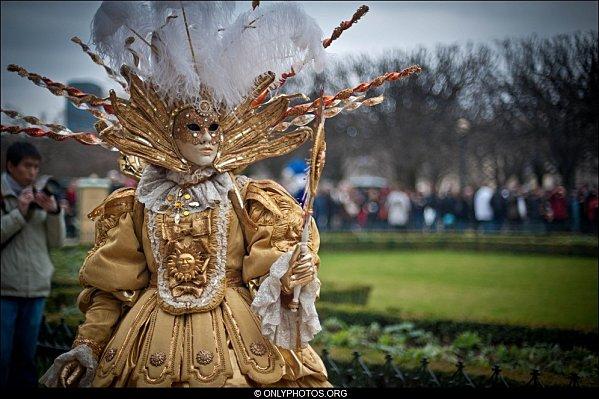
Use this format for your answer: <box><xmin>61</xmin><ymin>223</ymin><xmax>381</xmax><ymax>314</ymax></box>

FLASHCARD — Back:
<box><xmin>280</xmin><ymin>243</ymin><xmax>316</xmax><ymax>296</ymax></box>
<box><xmin>39</xmin><ymin>344</ymin><xmax>98</xmax><ymax>388</ymax></box>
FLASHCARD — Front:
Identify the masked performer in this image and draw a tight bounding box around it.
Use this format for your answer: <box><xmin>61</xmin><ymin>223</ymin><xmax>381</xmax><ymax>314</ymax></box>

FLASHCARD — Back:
<box><xmin>2</xmin><ymin>1</ymin><xmax>419</xmax><ymax>388</ymax></box>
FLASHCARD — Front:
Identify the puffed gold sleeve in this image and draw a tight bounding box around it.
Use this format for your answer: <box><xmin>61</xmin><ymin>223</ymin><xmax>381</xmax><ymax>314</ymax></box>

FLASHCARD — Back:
<box><xmin>240</xmin><ymin>179</ymin><xmax>320</xmax><ymax>287</ymax></box>
<box><xmin>72</xmin><ymin>188</ymin><xmax>149</xmax><ymax>357</ymax></box>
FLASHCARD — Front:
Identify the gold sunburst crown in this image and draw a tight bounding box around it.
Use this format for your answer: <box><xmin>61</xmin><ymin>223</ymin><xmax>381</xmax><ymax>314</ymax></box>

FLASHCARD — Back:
<box><xmin>97</xmin><ymin>67</ymin><xmax>312</xmax><ymax>175</ymax></box>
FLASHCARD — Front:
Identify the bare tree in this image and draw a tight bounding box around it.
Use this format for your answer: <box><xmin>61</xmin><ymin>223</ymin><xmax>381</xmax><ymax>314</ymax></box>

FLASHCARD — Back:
<box><xmin>247</xmin><ymin>32</ymin><xmax>599</xmax><ymax>190</ymax></box>
<box><xmin>494</xmin><ymin>32</ymin><xmax>598</xmax><ymax>189</ymax></box>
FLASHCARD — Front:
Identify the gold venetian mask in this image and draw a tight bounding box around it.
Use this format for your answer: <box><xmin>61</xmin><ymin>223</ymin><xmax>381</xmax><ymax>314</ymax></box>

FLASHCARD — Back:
<box><xmin>172</xmin><ymin>102</ymin><xmax>222</xmax><ymax>168</ymax></box>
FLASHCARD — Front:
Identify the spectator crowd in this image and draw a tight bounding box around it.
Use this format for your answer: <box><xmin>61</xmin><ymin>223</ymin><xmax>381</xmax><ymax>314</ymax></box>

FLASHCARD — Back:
<box><xmin>310</xmin><ymin>182</ymin><xmax>598</xmax><ymax>235</ymax></box>
<box><xmin>51</xmin><ymin>167</ymin><xmax>599</xmax><ymax>238</ymax></box>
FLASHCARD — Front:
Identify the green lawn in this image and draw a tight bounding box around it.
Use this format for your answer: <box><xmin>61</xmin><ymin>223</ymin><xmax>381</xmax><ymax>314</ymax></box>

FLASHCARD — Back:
<box><xmin>318</xmin><ymin>250</ymin><xmax>598</xmax><ymax>331</ymax></box>
<box><xmin>50</xmin><ymin>246</ymin><xmax>598</xmax><ymax>331</ymax></box>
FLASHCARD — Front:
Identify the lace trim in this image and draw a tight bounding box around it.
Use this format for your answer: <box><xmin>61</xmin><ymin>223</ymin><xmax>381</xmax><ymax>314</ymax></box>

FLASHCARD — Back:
<box><xmin>166</xmin><ymin>167</ymin><xmax>217</xmax><ymax>185</ymax></box>
<box><xmin>136</xmin><ymin>165</ymin><xmax>234</xmax><ymax>213</ymax></box>
<box><xmin>148</xmin><ymin>199</ymin><xmax>231</xmax><ymax>313</ymax></box>
<box><xmin>250</xmin><ymin>251</ymin><xmax>322</xmax><ymax>350</ymax></box>
<box><xmin>39</xmin><ymin>344</ymin><xmax>98</xmax><ymax>387</ymax></box>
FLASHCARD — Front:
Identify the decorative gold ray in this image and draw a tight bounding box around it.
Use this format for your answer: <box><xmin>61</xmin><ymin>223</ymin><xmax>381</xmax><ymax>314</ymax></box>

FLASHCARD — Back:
<box><xmin>99</xmin><ymin>70</ymin><xmax>189</xmax><ymax>172</ymax></box>
<box><xmin>220</xmin><ymin>96</ymin><xmax>289</xmax><ymax>151</ymax></box>
<box><xmin>214</xmin><ymin>127</ymin><xmax>311</xmax><ymax>171</ymax></box>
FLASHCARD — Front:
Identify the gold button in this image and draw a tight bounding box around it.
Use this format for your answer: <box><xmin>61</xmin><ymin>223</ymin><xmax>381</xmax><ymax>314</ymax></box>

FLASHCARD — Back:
<box><xmin>184</xmin><ymin>193</ymin><xmax>191</xmax><ymax>200</ymax></box>
<box><xmin>183</xmin><ymin>210</ymin><xmax>190</xmax><ymax>216</ymax></box>
<box><xmin>175</xmin><ymin>201</ymin><xmax>182</xmax><ymax>208</ymax></box>
<box><xmin>167</xmin><ymin>195</ymin><xmax>174</xmax><ymax>202</ymax></box>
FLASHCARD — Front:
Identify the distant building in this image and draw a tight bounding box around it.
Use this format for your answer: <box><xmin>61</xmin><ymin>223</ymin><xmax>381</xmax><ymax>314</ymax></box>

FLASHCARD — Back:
<box><xmin>66</xmin><ymin>81</ymin><xmax>103</xmax><ymax>132</ymax></box>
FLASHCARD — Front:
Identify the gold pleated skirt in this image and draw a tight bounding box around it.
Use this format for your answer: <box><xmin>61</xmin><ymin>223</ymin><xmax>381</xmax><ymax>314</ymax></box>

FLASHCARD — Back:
<box><xmin>92</xmin><ymin>287</ymin><xmax>330</xmax><ymax>387</ymax></box>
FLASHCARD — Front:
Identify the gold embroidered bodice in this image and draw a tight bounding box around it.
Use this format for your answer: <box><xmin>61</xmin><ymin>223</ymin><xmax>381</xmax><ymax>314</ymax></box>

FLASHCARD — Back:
<box><xmin>150</xmin><ymin>204</ymin><xmax>234</xmax><ymax>315</ymax></box>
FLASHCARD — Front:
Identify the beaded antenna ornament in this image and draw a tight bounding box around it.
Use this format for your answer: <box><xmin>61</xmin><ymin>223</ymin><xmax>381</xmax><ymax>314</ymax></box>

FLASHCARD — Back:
<box><xmin>1</xmin><ymin>1</ymin><xmax>421</xmax><ymax>179</ymax></box>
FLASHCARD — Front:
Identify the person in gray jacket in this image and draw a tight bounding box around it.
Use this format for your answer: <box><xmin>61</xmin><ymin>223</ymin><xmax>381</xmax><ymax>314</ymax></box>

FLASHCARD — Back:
<box><xmin>1</xmin><ymin>141</ymin><xmax>66</xmax><ymax>387</ymax></box>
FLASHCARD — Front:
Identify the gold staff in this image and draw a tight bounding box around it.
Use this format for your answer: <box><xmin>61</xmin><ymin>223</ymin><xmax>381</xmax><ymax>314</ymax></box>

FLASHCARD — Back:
<box><xmin>289</xmin><ymin>91</ymin><xmax>327</xmax><ymax>314</ymax></box>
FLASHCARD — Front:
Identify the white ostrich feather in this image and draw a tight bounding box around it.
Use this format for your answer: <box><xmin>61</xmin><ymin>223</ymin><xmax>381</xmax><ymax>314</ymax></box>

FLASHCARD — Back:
<box><xmin>91</xmin><ymin>1</ymin><xmax>327</xmax><ymax>109</ymax></box>
<box><xmin>91</xmin><ymin>2</ymin><xmax>156</xmax><ymax>73</ymax></box>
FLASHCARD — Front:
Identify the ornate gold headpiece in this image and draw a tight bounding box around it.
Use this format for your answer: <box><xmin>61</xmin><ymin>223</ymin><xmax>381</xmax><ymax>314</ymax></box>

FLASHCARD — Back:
<box><xmin>1</xmin><ymin>2</ymin><xmax>421</xmax><ymax>179</ymax></box>
<box><xmin>96</xmin><ymin>68</ymin><xmax>311</xmax><ymax>174</ymax></box>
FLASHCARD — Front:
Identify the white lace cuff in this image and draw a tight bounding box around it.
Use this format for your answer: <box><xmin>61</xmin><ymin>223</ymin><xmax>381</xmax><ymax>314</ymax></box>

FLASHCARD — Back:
<box><xmin>39</xmin><ymin>344</ymin><xmax>98</xmax><ymax>387</ymax></box>
<box><xmin>250</xmin><ymin>250</ymin><xmax>322</xmax><ymax>350</ymax></box>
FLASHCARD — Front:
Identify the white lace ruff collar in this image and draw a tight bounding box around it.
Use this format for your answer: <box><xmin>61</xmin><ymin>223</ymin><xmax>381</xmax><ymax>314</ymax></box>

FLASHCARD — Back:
<box><xmin>136</xmin><ymin>165</ymin><xmax>234</xmax><ymax>213</ymax></box>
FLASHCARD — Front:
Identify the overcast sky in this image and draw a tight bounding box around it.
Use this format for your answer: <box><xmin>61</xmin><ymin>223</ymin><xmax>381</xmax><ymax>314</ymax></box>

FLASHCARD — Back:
<box><xmin>1</xmin><ymin>1</ymin><xmax>597</xmax><ymax>123</ymax></box>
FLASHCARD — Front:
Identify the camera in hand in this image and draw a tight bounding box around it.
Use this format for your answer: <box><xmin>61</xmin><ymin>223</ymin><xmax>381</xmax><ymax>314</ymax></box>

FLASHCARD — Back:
<box><xmin>30</xmin><ymin>176</ymin><xmax>62</xmax><ymax>210</ymax></box>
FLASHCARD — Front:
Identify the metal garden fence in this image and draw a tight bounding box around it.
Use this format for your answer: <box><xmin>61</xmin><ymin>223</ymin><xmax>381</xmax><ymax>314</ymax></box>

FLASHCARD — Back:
<box><xmin>36</xmin><ymin>318</ymin><xmax>588</xmax><ymax>388</ymax></box>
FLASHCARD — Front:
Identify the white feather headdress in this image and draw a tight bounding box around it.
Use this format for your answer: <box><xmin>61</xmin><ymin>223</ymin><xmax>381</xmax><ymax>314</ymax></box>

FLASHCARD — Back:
<box><xmin>91</xmin><ymin>1</ymin><xmax>327</xmax><ymax>109</ymax></box>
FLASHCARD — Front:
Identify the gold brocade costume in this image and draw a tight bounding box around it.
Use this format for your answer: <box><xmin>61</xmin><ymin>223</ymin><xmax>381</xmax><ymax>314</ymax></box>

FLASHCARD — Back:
<box><xmin>74</xmin><ymin>178</ymin><xmax>328</xmax><ymax>387</ymax></box>
<box><xmin>2</xmin><ymin>1</ymin><xmax>421</xmax><ymax>389</ymax></box>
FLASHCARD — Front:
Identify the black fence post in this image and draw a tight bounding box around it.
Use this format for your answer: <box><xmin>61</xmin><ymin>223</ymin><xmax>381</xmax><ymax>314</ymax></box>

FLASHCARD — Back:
<box><xmin>346</xmin><ymin>351</ymin><xmax>375</xmax><ymax>387</ymax></box>
<box><xmin>526</xmin><ymin>367</ymin><xmax>544</xmax><ymax>388</ymax></box>
<box><xmin>486</xmin><ymin>364</ymin><xmax>509</xmax><ymax>388</ymax></box>
<box><xmin>411</xmin><ymin>357</ymin><xmax>441</xmax><ymax>387</ymax></box>
<box><xmin>377</xmin><ymin>353</ymin><xmax>406</xmax><ymax>388</ymax></box>
<box><xmin>568</xmin><ymin>372</ymin><xmax>580</xmax><ymax>388</ymax></box>
<box><xmin>448</xmin><ymin>359</ymin><xmax>476</xmax><ymax>388</ymax></box>
<box><xmin>38</xmin><ymin>316</ymin><xmax>55</xmax><ymax>347</ymax></box>
<box><xmin>322</xmin><ymin>349</ymin><xmax>347</xmax><ymax>388</ymax></box>
<box><xmin>57</xmin><ymin>318</ymin><xmax>75</xmax><ymax>343</ymax></box>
